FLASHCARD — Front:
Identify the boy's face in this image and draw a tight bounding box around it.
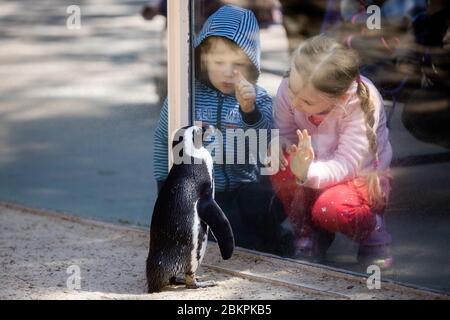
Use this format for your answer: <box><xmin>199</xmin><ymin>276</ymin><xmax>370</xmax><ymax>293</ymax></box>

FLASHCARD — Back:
<box><xmin>203</xmin><ymin>38</ymin><xmax>253</xmax><ymax>95</ymax></box>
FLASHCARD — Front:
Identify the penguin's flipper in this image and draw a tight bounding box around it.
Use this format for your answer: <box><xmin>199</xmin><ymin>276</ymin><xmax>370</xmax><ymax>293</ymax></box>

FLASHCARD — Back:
<box><xmin>197</xmin><ymin>197</ymin><xmax>234</xmax><ymax>260</ymax></box>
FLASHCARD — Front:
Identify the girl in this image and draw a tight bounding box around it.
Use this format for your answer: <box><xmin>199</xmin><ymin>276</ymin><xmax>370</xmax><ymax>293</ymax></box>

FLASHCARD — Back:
<box><xmin>270</xmin><ymin>34</ymin><xmax>393</xmax><ymax>268</ymax></box>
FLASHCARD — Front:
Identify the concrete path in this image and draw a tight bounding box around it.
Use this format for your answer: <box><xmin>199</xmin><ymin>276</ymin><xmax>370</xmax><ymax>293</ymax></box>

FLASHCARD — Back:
<box><xmin>0</xmin><ymin>0</ymin><xmax>164</xmax><ymax>225</ymax></box>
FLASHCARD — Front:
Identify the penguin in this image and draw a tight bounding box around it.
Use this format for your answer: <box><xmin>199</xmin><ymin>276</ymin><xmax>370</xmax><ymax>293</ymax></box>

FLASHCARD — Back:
<box><xmin>146</xmin><ymin>125</ymin><xmax>234</xmax><ymax>293</ymax></box>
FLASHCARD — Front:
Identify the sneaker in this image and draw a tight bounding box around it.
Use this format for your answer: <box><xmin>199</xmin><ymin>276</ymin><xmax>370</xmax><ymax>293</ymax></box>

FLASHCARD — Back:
<box><xmin>292</xmin><ymin>229</ymin><xmax>335</xmax><ymax>263</ymax></box>
<box><xmin>357</xmin><ymin>214</ymin><xmax>393</xmax><ymax>269</ymax></box>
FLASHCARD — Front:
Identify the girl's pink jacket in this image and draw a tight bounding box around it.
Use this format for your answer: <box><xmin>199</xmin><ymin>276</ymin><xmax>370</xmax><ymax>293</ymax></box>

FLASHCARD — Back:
<box><xmin>274</xmin><ymin>76</ymin><xmax>393</xmax><ymax>189</ymax></box>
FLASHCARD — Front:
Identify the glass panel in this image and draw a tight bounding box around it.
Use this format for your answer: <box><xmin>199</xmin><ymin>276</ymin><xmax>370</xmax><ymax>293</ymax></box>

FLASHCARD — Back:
<box><xmin>190</xmin><ymin>0</ymin><xmax>450</xmax><ymax>293</ymax></box>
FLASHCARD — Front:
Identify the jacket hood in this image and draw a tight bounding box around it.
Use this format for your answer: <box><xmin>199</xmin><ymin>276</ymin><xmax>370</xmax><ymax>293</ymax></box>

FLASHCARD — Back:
<box><xmin>194</xmin><ymin>5</ymin><xmax>261</xmax><ymax>73</ymax></box>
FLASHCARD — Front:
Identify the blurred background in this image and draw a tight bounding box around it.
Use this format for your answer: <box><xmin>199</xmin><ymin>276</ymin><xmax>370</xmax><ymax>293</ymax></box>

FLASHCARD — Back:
<box><xmin>0</xmin><ymin>0</ymin><xmax>449</xmax><ymax>293</ymax></box>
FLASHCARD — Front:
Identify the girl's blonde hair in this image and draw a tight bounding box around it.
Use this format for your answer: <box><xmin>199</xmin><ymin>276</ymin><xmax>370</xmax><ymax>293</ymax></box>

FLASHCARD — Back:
<box><xmin>292</xmin><ymin>34</ymin><xmax>385</xmax><ymax>210</ymax></box>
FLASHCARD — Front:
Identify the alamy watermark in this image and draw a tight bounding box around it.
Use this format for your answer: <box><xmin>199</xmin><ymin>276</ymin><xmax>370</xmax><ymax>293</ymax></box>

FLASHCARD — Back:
<box><xmin>366</xmin><ymin>265</ymin><xmax>381</xmax><ymax>290</ymax></box>
<box><xmin>171</xmin><ymin>127</ymin><xmax>282</xmax><ymax>176</ymax></box>
<box><xmin>66</xmin><ymin>5</ymin><xmax>81</xmax><ymax>30</ymax></box>
<box><xmin>66</xmin><ymin>265</ymin><xmax>81</xmax><ymax>290</ymax></box>
<box><xmin>366</xmin><ymin>5</ymin><xmax>381</xmax><ymax>30</ymax></box>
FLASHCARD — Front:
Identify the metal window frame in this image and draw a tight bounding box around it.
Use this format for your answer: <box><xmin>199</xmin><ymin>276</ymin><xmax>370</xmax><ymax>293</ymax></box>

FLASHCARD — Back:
<box><xmin>167</xmin><ymin>0</ymin><xmax>191</xmax><ymax>169</ymax></box>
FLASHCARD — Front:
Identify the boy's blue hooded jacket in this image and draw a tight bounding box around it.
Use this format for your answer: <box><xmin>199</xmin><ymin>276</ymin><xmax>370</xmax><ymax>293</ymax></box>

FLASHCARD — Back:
<box><xmin>153</xmin><ymin>5</ymin><xmax>273</xmax><ymax>192</ymax></box>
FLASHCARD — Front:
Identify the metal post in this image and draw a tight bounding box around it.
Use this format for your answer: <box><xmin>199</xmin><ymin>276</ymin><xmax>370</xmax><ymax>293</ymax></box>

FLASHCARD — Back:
<box><xmin>167</xmin><ymin>0</ymin><xmax>190</xmax><ymax>169</ymax></box>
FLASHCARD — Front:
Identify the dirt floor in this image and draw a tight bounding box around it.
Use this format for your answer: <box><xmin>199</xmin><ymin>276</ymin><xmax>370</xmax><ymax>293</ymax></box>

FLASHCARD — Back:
<box><xmin>0</xmin><ymin>203</ymin><xmax>447</xmax><ymax>300</ymax></box>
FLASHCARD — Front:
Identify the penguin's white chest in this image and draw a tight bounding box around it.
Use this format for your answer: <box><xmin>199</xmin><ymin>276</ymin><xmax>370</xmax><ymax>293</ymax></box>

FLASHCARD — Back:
<box><xmin>190</xmin><ymin>201</ymin><xmax>208</xmax><ymax>272</ymax></box>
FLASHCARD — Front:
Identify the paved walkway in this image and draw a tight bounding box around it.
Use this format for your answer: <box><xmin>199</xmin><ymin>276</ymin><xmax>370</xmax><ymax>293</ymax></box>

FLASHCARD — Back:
<box><xmin>0</xmin><ymin>0</ymin><xmax>163</xmax><ymax>225</ymax></box>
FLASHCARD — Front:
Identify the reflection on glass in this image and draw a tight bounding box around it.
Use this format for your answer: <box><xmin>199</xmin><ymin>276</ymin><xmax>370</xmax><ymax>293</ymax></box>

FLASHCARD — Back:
<box><xmin>181</xmin><ymin>0</ymin><xmax>450</xmax><ymax>293</ymax></box>
<box><xmin>190</xmin><ymin>3</ymin><xmax>280</xmax><ymax>254</ymax></box>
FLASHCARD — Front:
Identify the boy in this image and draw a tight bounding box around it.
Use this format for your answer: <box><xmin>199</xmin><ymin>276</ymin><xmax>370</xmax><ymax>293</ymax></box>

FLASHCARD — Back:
<box><xmin>153</xmin><ymin>5</ymin><xmax>281</xmax><ymax>252</ymax></box>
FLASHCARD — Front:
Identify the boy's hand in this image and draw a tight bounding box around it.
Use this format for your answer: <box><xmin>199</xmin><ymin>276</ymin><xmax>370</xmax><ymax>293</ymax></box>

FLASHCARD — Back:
<box><xmin>233</xmin><ymin>70</ymin><xmax>256</xmax><ymax>113</ymax></box>
<box><xmin>288</xmin><ymin>129</ymin><xmax>314</xmax><ymax>183</ymax></box>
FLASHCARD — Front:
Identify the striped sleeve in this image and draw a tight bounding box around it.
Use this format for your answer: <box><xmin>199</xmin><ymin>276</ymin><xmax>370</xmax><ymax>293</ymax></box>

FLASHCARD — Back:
<box><xmin>153</xmin><ymin>98</ymin><xmax>169</xmax><ymax>182</ymax></box>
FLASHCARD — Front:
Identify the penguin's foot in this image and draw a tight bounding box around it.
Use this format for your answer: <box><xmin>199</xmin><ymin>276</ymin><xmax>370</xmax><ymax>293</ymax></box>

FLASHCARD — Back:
<box><xmin>169</xmin><ymin>276</ymin><xmax>186</xmax><ymax>285</ymax></box>
<box><xmin>185</xmin><ymin>272</ymin><xmax>216</xmax><ymax>289</ymax></box>
<box><xmin>186</xmin><ymin>280</ymin><xmax>216</xmax><ymax>289</ymax></box>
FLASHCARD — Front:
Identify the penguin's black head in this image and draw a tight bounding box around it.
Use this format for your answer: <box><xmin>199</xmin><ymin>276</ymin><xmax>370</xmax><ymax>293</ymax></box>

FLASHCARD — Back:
<box><xmin>171</xmin><ymin>125</ymin><xmax>214</xmax><ymax>150</ymax></box>
<box><xmin>171</xmin><ymin>125</ymin><xmax>215</xmax><ymax>162</ymax></box>
<box><xmin>171</xmin><ymin>125</ymin><xmax>198</xmax><ymax>151</ymax></box>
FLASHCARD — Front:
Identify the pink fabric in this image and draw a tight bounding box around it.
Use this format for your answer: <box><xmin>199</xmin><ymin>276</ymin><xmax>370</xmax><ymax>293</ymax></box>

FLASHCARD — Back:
<box><xmin>311</xmin><ymin>179</ymin><xmax>376</xmax><ymax>242</ymax></box>
<box><xmin>270</xmin><ymin>154</ymin><xmax>378</xmax><ymax>243</ymax></box>
<box><xmin>274</xmin><ymin>76</ymin><xmax>393</xmax><ymax>190</ymax></box>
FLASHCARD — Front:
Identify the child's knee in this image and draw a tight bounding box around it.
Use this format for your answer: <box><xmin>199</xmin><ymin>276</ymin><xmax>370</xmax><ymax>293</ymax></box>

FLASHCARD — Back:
<box><xmin>310</xmin><ymin>196</ymin><xmax>341</xmax><ymax>231</ymax></box>
<box><xmin>311</xmin><ymin>189</ymin><xmax>376</xmax><ymax>241</ymax></box>
<box><xmin>311</xmin><ymin>186</ymin><xmax>347</xmax><ymax>221</ymax></box>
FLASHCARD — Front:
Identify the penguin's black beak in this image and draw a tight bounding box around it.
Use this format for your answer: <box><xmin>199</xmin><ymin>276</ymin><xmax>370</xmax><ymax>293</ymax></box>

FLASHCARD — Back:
<box><xmin>202</xmin><ymin>125</ymin><xmax>216</xmax><ymax>139</ymax></box>
<box><xmin>202</xmin><ymin>124</ymin><xmax>215</xmax><ymax>135</ymax></box>
<box><xmin>201</xmin><ymin>125</ymin><xmax>216</xmax><ymax>147</ymax></box>
<box><xmin>193</xmin><ymin>125</ymin><xmax>216</xmax><ymax>149</ymax></box>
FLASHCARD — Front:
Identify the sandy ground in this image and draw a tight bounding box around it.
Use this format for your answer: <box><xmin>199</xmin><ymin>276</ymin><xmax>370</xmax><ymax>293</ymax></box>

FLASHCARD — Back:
<box><xmin>1</xmin><ymin>203</ymin><xmax>447</xmax><ymax>300</ymax></box>
<box><xmin>0</xmin><ymin>204</ymin><xmax>315</xmax><ymax>300</ymax></box>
